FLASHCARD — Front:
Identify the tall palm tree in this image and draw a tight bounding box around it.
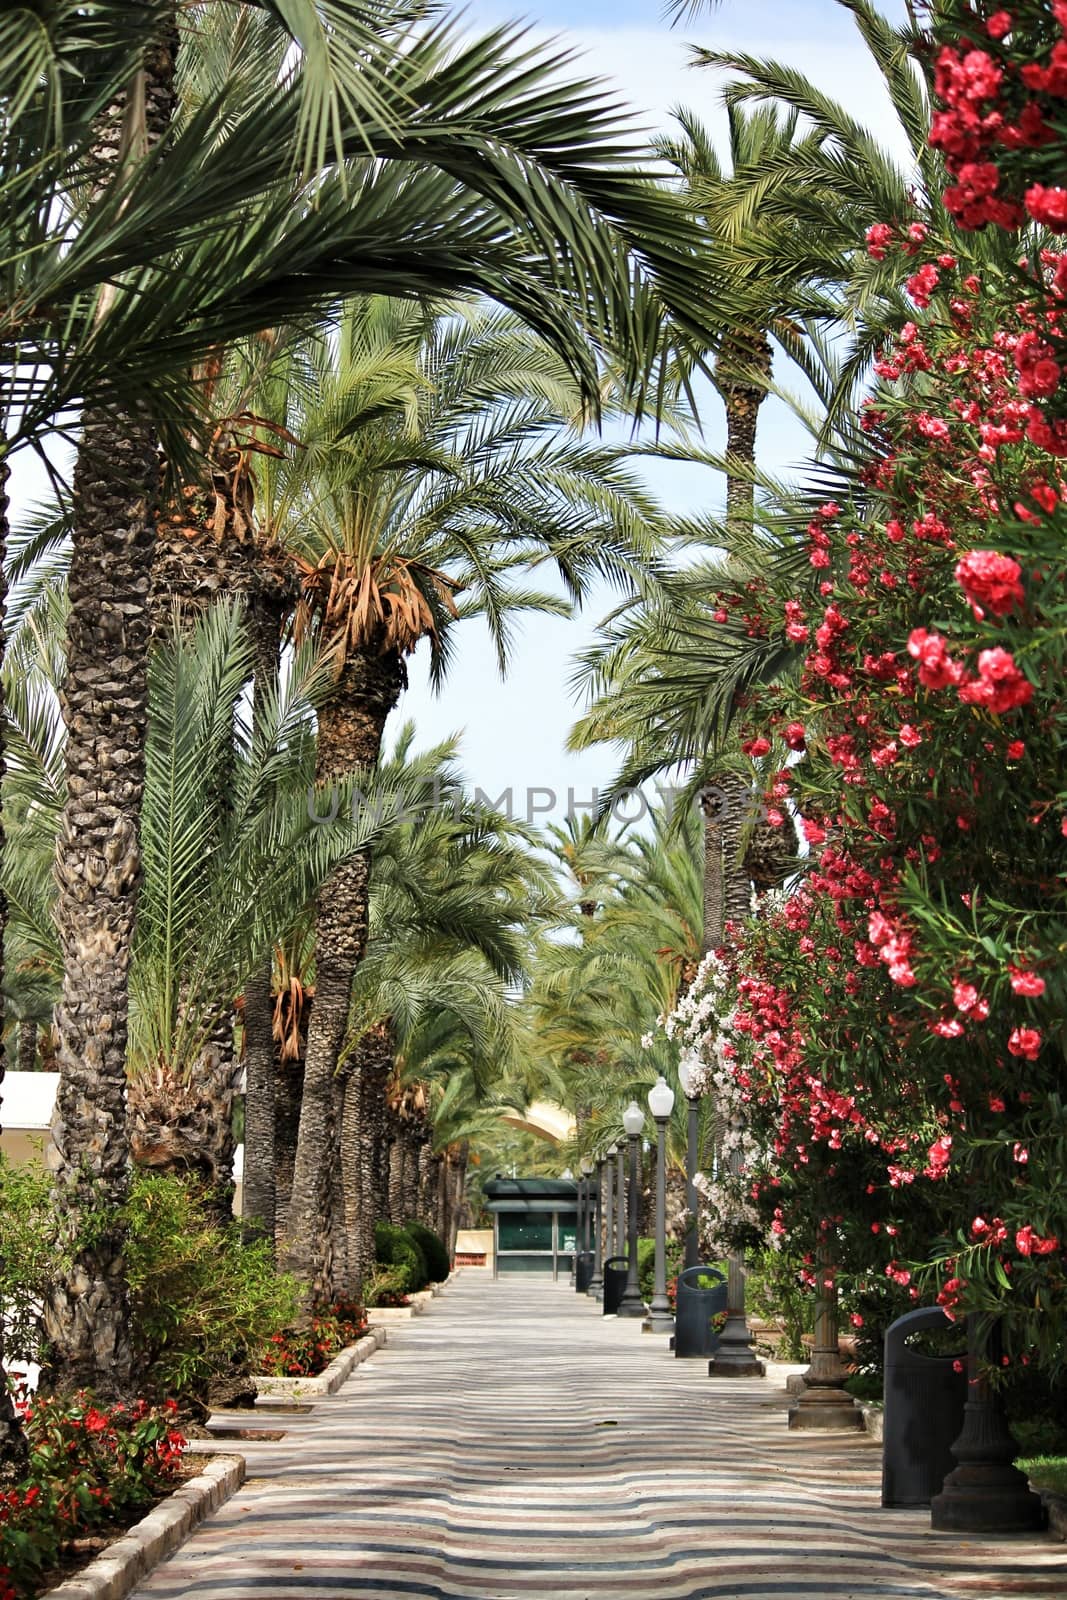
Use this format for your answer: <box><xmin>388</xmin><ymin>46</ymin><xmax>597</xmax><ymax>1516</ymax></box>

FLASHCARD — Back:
<box><xmin>241</xmin><ymin>297</ymin><xmax>673</xmax><ymax>1294</ymax></box>
<box><xmin>336</xmin><ymin>755</ymin><xmax>558</xmax><ymax>1294</ymax></box>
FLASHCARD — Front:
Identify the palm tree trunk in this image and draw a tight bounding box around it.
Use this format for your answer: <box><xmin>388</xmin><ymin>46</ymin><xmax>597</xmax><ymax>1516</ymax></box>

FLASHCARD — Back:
<box><xmin>701</xmin><ymin>791</ymin><xmax>725</xmax><ymax>955</ymax></box>
<box><xmin>46</xmin><ymin>410</ymin><xmax>161</xmax><ymax>1396</ymax></box>
<box><xmin>447</xmin><ymin>1141</ymin><xmax>469</xmax><ymax>1261</ymax></box>
<box><xmin>200</xmin><ymin>1012</ymin><xmax>241</xmax><ymax>1227</ymax></box>
<box><xmin>0</xmin><ymin>461</ymin><xmax>27</xmax><ymax>1472</ymax></box>
<box><xmin>699</xmin><ymin>336</ymin><xmax>773</xmax><ymax>961</ymax></box>
<box><xmin>435</xmin><ymin>1150</ymin><xmax>450</xmax><ymax>1243</ymax></box>
<box><xmin>44</xmin><ymin>20</ymin><xmax>178</xmax><ymax>1400</ymax></box>
<box><xmin>241</xmin><ymin>605</ymin><xmax>286</xmax><ymax>1249</ymax></box>
<box><xmin>401</xmin><ymin>1123</ymin><xmax>421</xmax><ymax>1222</ymax></box>
<box><xmin>340</xmin><ymin>1022</ymin><xmax>392</xmax><ymax>1302</ymax></box>
<box><xmin>17</xmin><ymin>1020</ymin><xmax>37</xmax><ymax>1074</ymax></box>
<box><xmin>387</xmin><ymin>1118</ymin><xmax>405</xmax><ymax>1225</ymax></box>
<box><xmin>274</xmin><ymin>1050</ymin><xmax>303</xmax><ymax>1245</ymax></box>
<box><xmin>416</xmin><ymin>1140</ymin><xmax>434</xmax><ymax>1226</ymax></box>
<box><xmin>282</xmin><ymin>645</ymin><xmax>405</xmax><ymax>1299</ymax></box>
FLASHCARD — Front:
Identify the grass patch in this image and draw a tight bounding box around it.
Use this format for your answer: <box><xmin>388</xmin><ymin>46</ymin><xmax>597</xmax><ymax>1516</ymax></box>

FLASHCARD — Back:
<box><xmin>844</xmin><ymin>1369</ymin><xmax>883</xmax><ymax>1406</ymax></box>
<box><xmin>1017</xmin><ymin>1455</ymin><xmax>1067</xmax><ymax>1497</ymax></box>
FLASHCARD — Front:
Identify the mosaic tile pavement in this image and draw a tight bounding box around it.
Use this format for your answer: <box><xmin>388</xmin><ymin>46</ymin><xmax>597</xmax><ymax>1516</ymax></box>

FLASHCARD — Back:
<box><xmin>130</xmin><ymin>1273</ymin><xmax>1067</xmax><ymax>1600</ymax></box>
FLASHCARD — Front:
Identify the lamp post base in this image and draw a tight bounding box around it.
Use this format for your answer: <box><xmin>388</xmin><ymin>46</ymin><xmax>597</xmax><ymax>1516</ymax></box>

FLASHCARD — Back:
<box><xmin>708</xmin><ymin>1308</ymin><xmax>765</xmax><ymax>1377</ymax></box>
<box><xmin>642</xmin><ymin>1301</ymin><xmax>675</xmax><ymax>1335</ymax></box>
<box><xmin>709</xmin><ymin>1350</ymin><xmax>765</xmax><ymax>1377</ymax></box>
<box><xmin>788</xmin><ymin>1383</ymin><xmax>862</xmax><ymax>1431</ymax></box>
<box><xmin>588</xmin><ymin>1274</ymin><xmax>604</xmax><ymax>1301</ymax></box>
<box><xmin>617</xmin><ymin>1294</ymin><xmax>646</xmax><ymax>1318</ymax></box>
<box><xmin>930</xmin><ymin>1400</ymin><xmax>1043</xmax><ymax>1532</ymax></box>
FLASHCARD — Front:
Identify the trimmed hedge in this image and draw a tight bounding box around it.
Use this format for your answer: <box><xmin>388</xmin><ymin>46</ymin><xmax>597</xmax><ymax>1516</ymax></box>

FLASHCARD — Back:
<box><xmin>374</xmin><ymin>1221</ymin><xmax>428</xmax><ymax>1292</ymax></box>
<box><xmin>404</xmin><ymin>1220</ymin><xmax>450</xmax><ymax>1282</ymax></box>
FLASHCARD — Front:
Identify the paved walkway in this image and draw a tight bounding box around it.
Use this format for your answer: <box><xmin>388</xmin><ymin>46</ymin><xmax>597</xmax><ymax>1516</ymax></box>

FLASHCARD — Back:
<box><xmin>133</xmin><ymin>1274</ymin><xmax>1067</xmax><ymax>1599</ymax></box>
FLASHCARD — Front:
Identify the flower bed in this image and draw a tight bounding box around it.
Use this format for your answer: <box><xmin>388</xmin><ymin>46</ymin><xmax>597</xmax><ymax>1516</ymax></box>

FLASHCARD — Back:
<box><xmin>259</xmin><ymin>1298</ymin><xmax>369</xmax><ymax>1379</ymax></box>
<box><xmin>0</xmin><ymin>1392</ymin><xmax>187</xmax><ymax>1600</ymax></box>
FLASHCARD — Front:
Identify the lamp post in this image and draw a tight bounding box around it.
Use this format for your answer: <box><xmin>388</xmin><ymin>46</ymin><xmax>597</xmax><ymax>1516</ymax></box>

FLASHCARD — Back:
<box><xmin>708</xmin><ymin>1112</ymin><xmax>765</xmax><ymax>1377</ymax></box>
<box><xmin>618</xmin><ymin>1101</ymin><xmax>646</xmax><ymax>1317</ymax></box>
<box><xmin>678</xmin><ymin>1061</ymin><xmax>701</xmax><ymax>1272</ymax></box>
<box><xmin>931</xmin><ymin>1316</ymin><xmax>1042</xmax><ymax>1531</ymax></box>
<box><xmin>579</xmin><ymin>1156</ymin><xmax>594</xmax><ymax>1293</ymax></box>
<box><xmin>604</xmin><ymin>1145</ymin><xmax>616</xmax><ymax>1259</ymax></box>
<box><xmin>616</xmin><ymin>1143</ymin><xmax>626</xmax><ymax>1256</ymax></box>
<box><xmin>574</xmin><ymin>1166</ymin><xmax>586</xmax><ymax>1292</ymax></box>
<box><xmin>788</xmin><ymin>1239</ymin><xmax>861</xmax><ymax>1429</ymax></box>
<box><xmin>561</xmin><ymin>1169</ymin><xmax>575</xmax><ymax>1283</ymax></box>
<box><xmin>643</xmin><ymin>1076</ymin><xmax>675</xmax><ymax>1334</ymax></box>
<box><xmin>588</xmin><ymin>1157</ymin><xmax>605</xmax><ymax>1300</ymax></box>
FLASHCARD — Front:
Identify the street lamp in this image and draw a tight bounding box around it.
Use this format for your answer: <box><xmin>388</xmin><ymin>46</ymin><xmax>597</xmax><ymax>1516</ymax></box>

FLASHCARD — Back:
<box><xmin>618</xmin><ymin>1101</ymin><xmax>646</xmax><ymax>1317</ymax></box>
<box><xmin>678</xmin><ymin>1061</ymin><xmax>701</xmax><ymax>1272</ymax></box>
<box><xmin>578</xmin><ymin>1155</ymin><xmax>594</xmax><ymax>1294</ymax></box>
<box><xmin>604</xmin><ymin>1145</ymin><xmax>617</xmax><ymax>1259</ymax></box>
<box><xmin>615</xmin><ymin>1142</ymin><xmax>626</xmax><ymax>1259</ymax></box>
<box><xmin>708</xmin><ymin>1112</ymin><xmax>765</xmax><ymax>1377</ymax></box>
<box><xmin>574</xmin><ymin>1163</ymin><xmax>587</xmax><ymax>1292</ymax></box>
<box><xmin>589</xmin><ymin>1156</ymin><xmax>605</xmax><ymax>1300</ymax></box>
<box><xmin>643</xmin><ymin>1077</ymin><xmax>676</xmax><ymax>1334</ymax></box>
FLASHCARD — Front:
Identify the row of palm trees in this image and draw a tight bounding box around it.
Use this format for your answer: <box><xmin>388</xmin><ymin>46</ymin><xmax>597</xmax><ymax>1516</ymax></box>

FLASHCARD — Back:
<box><xmin>0</xmin><ymin>0</ymin><xmax>728</xmax><ymax>1447</ymax></box>
<box><xmin>0</xmin><ymin>0</ymin><xmax>987</xmax><ymax>1460</ymax></box>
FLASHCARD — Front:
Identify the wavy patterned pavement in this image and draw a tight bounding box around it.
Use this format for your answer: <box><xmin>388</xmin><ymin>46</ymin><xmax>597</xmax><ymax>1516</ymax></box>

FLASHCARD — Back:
<box><xmin>132</xmin><ymin>1274</ymin><xmax>1067</xmax><ymax>1600</ymax></box>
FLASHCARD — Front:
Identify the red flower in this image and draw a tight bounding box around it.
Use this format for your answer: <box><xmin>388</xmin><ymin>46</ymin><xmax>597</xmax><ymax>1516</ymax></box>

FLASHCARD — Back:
<box><xmin>1016</xmin><ymin>1226</ymin><xmax>1060</xmax><ymax>1257</ymax></box>
<box><xmin>1007</xmin><ymin>1025</ymin><xmax>1042</xmax><ymax>1060</ymax></box>
<box><xmin>1008</xmin><ymin>964</ymin><xmax>1045</xmax><ymax>996</ymax></box>
<box><xmin>908</xmin><ymin>628</ymin><xmax>963</xmax><ymax>689</ymax></box>
<box><xmin>954</xmin><ymin>550</ymin><xmax>1024</xmax><ymax>615</ymax></box>
<box><xmin>957</xmin><ymin>647</ymin><xmax>1033</xmax><ymax>712</ymax></box>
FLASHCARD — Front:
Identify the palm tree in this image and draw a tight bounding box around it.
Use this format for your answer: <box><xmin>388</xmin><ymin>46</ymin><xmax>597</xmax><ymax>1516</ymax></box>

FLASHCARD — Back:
<box><xmin>530</xmin><ymin>806</ymin><xmax>704</xmax><ymax>1161</ymax></box>
<box><xmin>237</xmin><ymin>297</ymin><xmax>673</xmax><ymax>1294</ymax></box>
<box><xmin>335</xmin><ymin>754</ymin><xmax>559</xmax><ymax>1295</ymax></box>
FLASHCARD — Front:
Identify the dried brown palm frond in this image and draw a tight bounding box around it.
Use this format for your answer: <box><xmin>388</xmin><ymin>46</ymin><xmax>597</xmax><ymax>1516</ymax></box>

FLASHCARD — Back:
<box><xmin>292</xmin><ymin>550</ymin><xmax>461</xmax><ymax>669</ymax></box>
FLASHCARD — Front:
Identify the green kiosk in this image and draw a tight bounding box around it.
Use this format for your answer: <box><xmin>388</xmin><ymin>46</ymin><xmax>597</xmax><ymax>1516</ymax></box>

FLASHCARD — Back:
<box><xmin>484</xmin><ymin>1176</ymin><xmax>579</xmax><ymax>1279</ymax></box>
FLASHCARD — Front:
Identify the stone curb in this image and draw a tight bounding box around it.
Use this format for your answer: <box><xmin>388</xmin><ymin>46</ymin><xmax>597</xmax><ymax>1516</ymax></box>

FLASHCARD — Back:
<box><xmin>253</xmin><ymin>1327</ymin><xmax>387</xmax><ymax>1399</ymax></box>
<box><xmin>43</xmin><ymin>1454</ymin><xmax>244</xmax><ymax>1600</ymax></box>
<box><xmin>859</xmin><ymin>1403</ymin><xmax>883</xmax><ymax>1441</ymax></box>
<box><xmin>1036</xmin><ymin>1488</ymin><xmax>1067</xmax><ymax>1540</ymax></box>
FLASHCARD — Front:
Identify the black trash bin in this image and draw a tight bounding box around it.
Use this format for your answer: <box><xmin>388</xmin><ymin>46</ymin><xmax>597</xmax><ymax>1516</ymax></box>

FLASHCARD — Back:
<box><xmin>602</xmin><ymin>1255</ymin><xmax>628</xmax><ymax>1315</ymax></box>
<box><xmin>574</xmin><ymin>1250</ymin><xmax>594</xmax><ymax>1294</ymax></box>
<box><xmin>673</xmin><ymin>1265</ymin><xmax>727</xmax><ymax>1358</ymax></box>
<box><xmin>882</xmin><ymin>1305</ymin><xmax>968</xmax><ymax>1507</ymax></box>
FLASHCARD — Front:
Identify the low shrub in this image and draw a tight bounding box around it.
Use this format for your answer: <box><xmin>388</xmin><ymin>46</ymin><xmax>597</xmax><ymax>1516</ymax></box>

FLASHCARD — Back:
<box><xmin>0</xmin><ymin>1158</ymin><xmax>65</xmax><ymax>1367</ymax></box>
<box><xmin>125</xmin><ymin>1172</ymin><xmax>299</xmax><ymax>1403</ymax></box>
<box><xmin>363</xmin><ymin>1267</ymin><xmax>409</xmax><ymax>1309</ymax></box>
<box><xmin>403</xmin><ymin>1221</ymin><xmax>449</xmax><ymax>1283</ymax></box>
<box><xmin>637</xmin><ymin>1236</ymin><xmax>683</xmax><ymax>1306</ymax></box>
<box><xmin>0</xmin><ymin>1163</ymin><xmax>299</xmax><ymax>1406</ymax></box>
<box><xmin>1017</xmin><ymin>1455</ymin><xmax>1067</xmax><ymax>1497</ymax></box>
<box><xmin>374</xmin><ymin>1222</ymin><xmax>428</xmax><ymax>1293</ymax></box>
<box><xmin>746</xmin><ymin>1250</ymin><xmax>812</xmax><ymax>1363</ymax></box>
<box><xmin>0</xmin><ymin>1392</ymin><xmax>186</xmax><ymax>1600</ymax></box>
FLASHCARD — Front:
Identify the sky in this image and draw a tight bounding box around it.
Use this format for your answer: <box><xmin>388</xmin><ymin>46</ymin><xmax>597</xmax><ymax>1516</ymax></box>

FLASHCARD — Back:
<box><xmin>8</xmin><ymin>0</ymin><xmax>915</xmax><ymax>834</ymax></box>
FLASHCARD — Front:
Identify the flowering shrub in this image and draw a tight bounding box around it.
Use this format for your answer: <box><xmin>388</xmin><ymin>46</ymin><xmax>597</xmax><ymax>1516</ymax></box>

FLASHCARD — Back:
<box><xmin>0</xmin><ymin>1392</ymin><xmax>185</xmax><ymax>1600</ymax></box>
<box><xmin>651</xmin><ymin>0</ymin><xmax>1067</xmax><ymax>1377</ymax></box>
<box><xmin>259</xmin><ymin>1298</ymin><xmax>368</xmax><ymax>1378</ymax></box>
